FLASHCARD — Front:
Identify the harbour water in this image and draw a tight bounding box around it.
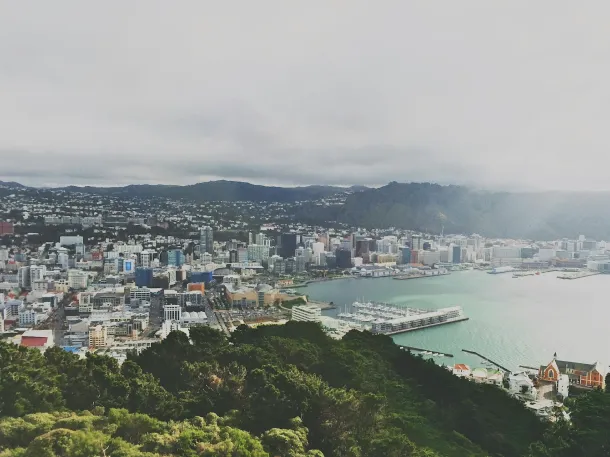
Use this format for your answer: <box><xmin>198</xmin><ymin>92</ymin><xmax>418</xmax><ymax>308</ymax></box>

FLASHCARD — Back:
<box><xmin>306</xmin><ymin>270</ymin><xmax>610</xmax><ymax>371</ymax></box>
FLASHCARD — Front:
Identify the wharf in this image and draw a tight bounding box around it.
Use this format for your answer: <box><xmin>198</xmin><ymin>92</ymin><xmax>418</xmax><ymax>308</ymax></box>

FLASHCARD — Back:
<box><xmin>381</xmin><ymin>317</ymin><xmax>469</xmax><ymax>335</ymax></box>
<box><xmin>557</xmin><ymin>271</ymin><xmax>600</xmax><ymax>280</ymax></box>
<box><xmin>397</xmin><ymin>344</ymin><xmax>454</xmax><ymax>357</ymax></box>
<box><xmin>393</xmin><ymin>273</ymin><xmax>450</xmax><ymax>280</ymax></box>
<box><xmin>462</xmin><ymin>349</ymin><xmax>510</xmax><ymax>372</ymax></box>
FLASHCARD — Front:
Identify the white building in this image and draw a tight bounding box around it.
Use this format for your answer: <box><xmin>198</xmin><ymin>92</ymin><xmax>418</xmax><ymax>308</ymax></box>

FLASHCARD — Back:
<box><xmin>420</xmin><ymin>250</ymin><xmax>441</xmax><ymax>266</ymax></box>
<box><xmin>68</xmin><ymin>269</ymin><xmax>89</xmax><ymax>289</ymax></box>
<box><xmin>60</xmin><ymin>235</ymin><xmax>84</xmax><ymax>246</ymax></box>
<box><xmin>139</xmin><ymin>250</ymin><xmax>153</xmax><ymax>268</ymax></box>
<box><xmin>19</xmin><ymin>309</ymin><xmax>38</xmax><ymax>327</ymax></box>
<box><xmin>164</xmin><ymin>304</ymin><xmax>182</xmax><ymax>321</ymax></box>
<box><xmin>247</xmin><ymin>244</ymin><xmax>270</xmax><ymax>262</ymax></box>
<box><xmin>507</xmin><ymin>372</ymin><xmax>537</xmax><ymax>400</ymax></box>
<box><xmin>291</xmin><ymin>304</ymin><xmax>321</xmax><ymax>322</ymax></box>
<box><xmin>29</xmin><ymin>265</ymin><xmax>46</xmax><ymax>286</ymax></box>
<box><xmin>453</xmin><ymin>364</ymin><xmax>471</xmax><ymax>377</ymax></box>
<box><xmin>492</xmin><ymin>246</ymin><xmax>522</xmax><ymax>259</ymax></box>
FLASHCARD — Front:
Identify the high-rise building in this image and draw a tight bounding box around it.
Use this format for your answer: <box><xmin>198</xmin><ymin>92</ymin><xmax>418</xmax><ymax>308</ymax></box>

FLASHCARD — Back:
<box><xmin>247</xmin><ymin>244</ymin><xmax>270</xmax><ymax>262</ymax></box>
<box><xmin>167</xmin><ymin>249</ymin><xmax>185</xmax><ymax>267</ymax></box>
<box><xmin>18</xmin><ymin>266</ymin><xmax>30</xmax><ymax>289</ymax></box>
<box><xmin>29</xmin><ymin>265</ymin><xmax>46</xmax><ymax>288</ymax></box>
<box><xmin>401</xmin><ymin>247</ymin><xmax>411</xmax><ymax>264</ymax></box>
<box><xmin>452</xmin><ymin>245</ymin><xmax>461</xmax><ymax>264</ymax></box>
<box><xmin>336</xmin><ymin>248</ymin><xmax>352</xmax><ymax>269</ymax></box>
<box><xmin>255</xmin><ymin>232</ymin><xmax>271</xmax><ymax>246</ymax></box>
<box><xmin>200</xmin><ymin>226</ymin><xmax>214</xmax><ymax>255</ymax></box>
<box><xmin>411</xmin><ymin>235</ymin><xmax>423</xmax><ymax>251</ymax></box>
<box><xmin>237</xmin><ymin>247</ymin><xmax>248</xmax><ymax>262</ymax></box>
<box><xmin>139</xmin><ymin>250</ymin><xmax>153</xmax><ymax>268</ymax></box>
<box><xmin>135</xmin><ymin>267</ymin><xmax>154</xmax><ymax>287</ymax></box>
<box><xmin>279</xmin><ymin>233</ymin><xmax>297</xmax><ymax>259</ymax></box>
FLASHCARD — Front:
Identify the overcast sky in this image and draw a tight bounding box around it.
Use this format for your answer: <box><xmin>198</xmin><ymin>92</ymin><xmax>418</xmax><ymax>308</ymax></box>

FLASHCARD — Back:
<box><xmin>1</xmin><ymin>2</ymin><xmax>610</xmax><ymax>190</ymax></box>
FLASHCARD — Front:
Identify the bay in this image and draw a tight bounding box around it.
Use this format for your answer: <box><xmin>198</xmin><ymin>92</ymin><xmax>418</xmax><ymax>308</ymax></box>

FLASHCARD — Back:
<box><xmin>305</xmin><ymin>271</ymin><xmax>610</xmax><ymax>371</ymax></box>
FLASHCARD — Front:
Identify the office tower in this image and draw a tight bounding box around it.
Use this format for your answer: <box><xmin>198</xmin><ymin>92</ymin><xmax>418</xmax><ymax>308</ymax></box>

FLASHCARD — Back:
<box><xmin>336</xmin><ymin>248</ymin><xmax>352</xmax><ymax>269</ymax></box>
<box><xmin>135</xmin><ymin>267</ymin><xmax>154</xmax><ymax>287</ymax></box>
<box><xmin>167</xmin><ymin>249</ymin><xmax>185</xmax><ymax>267</ymax></box>
<box><xmin>452</xmin><ymin>245</ymin><xmax>461</xmax><ymax>264</ymax></box>
<box><xmin>200</xmin><ymin>226</ymin><xmax>214</xmax><ymax>255</ymax></box>
<box><xmin>280</xmin><ymin>233</ymin><xmax>297</xmax><ymax>259</ymax></box>
<box><xmin>29</xmin><ymin>265</ymin><xmax>46</xmax><ymax>287</ymax></box>
<box><xmin>139</xmin><ymin>250</ymin><xmax>153</xmax><ymax>268</ymax></box>
<box><xmin>248</xmin><ymin>232</ymin><xmax>253</xmax><ymax>245</ymax></box>
<box><xmin>18</xmin><ymin>266</ymin><xmax>30</xmax><ymax>289</ymax></box>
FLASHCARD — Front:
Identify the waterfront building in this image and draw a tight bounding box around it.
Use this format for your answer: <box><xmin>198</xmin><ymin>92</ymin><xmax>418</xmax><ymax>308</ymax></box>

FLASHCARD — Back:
<box><xmin>291</xmin><ymin>304</ymin><xmax>322</xmax><ymax>322</ymax></box>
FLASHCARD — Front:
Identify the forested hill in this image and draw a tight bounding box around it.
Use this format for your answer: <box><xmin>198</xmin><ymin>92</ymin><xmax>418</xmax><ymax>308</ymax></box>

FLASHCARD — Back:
<box><xmin>59</xmin><ymin>181</ymin><xmax>360</xmax><ymax>203</ymax></box>
<box><xmin>4</xmin><ymin>323</ymin><xmax>607</xmax><ymax>457</ymax></box>
<box><xmin>333</xmin><ymin>182</ymin><xmax>610</xmax><ymax>240</ymax></box>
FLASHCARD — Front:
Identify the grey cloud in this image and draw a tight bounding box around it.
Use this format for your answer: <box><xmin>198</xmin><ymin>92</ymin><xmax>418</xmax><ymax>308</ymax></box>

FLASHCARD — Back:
<box><xmin>1</xmin><ymin>2</ymin><xmax>609</xmax><ymax>190</ymax></box>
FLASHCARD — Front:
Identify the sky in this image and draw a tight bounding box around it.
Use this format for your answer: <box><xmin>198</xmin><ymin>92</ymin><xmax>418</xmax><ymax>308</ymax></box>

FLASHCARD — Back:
<box><xmin>1</xmin><ymin>2</ymin><xmax>610</xmax><ymax>190</ymax></box>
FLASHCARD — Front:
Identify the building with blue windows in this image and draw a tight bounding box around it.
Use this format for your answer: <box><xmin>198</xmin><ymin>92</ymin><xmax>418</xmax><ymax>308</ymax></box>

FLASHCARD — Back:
<box><xmin>168</xmin><ymin>249</ymin><xmax>185</xmax><ymax>267</ymax></box>
<box><xmin>135</xmin><ymin>267</ymin><xmax>154</xmax><ymax>287</ymax></box>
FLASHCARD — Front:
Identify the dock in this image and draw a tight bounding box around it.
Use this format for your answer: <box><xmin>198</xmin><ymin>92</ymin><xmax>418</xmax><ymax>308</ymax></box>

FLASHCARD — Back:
<box><xmin>397</xmin><ymin>345</ymin><xmax>453</xmax><ymax>357</ymax></box>
<box><xmin>462</xmin><ymin>349</ymin><xmax>511</xmax><ymax>372</ymax></box>
<box><xmin>393</xmin><ymin>273</ymin><xmax>450</xmax><ymax>280</ymax></box>
<box><xmin>557</xmin><ymin>271</ymin><xmax>600</xmax><ymax>280</ymax></box>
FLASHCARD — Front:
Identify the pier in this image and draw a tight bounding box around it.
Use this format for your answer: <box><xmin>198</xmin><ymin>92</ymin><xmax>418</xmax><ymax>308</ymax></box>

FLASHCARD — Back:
<box><xmin>557</xmin><ymin>271</ymin><xmax>600</xmax><ymax>280</ymax></box>
<box><xmin>397</xmin><ymin>345</ymin><xmax>453</xmax><ymax>357</ymax></box>
<box><xmin>462</xmin><ymin>349</ymin><xmax>511</xmax><ymax>372</ymax></box>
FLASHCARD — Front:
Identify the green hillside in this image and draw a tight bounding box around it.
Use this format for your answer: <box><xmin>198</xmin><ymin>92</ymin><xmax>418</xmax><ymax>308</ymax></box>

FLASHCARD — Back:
<box><xmin>1</xmin><ymin>323</ymin><xmax>607</xmax><ymax>456</ymax></box>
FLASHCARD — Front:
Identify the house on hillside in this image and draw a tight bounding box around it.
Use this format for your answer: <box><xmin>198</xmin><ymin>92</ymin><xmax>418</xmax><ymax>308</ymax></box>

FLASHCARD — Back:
<box><xmin>539</xmin><ymin>355</ymin><xmax>606</xmax><ymax>390</ymax></box>
<box><xmin>453</xmin><ymin>364</ymin><xmax>471</xmax><ymax>377</ymax></box>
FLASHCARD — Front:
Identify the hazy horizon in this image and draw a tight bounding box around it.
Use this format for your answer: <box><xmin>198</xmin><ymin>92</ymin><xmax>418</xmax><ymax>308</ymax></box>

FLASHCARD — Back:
<box><xmin>2</xmin><ymin>2</ymin><xmax>610</xmax><ymax>190</ymax></box>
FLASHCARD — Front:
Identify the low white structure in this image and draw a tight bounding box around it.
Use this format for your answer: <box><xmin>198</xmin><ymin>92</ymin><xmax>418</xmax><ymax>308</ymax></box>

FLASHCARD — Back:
<box><xmin>507</xmin><ymin>372</ymin><xmax>537</xmax><ymax>400</ymax></box>
<box><xmin>291</xmin><ymin>304</ymin><xmax>321</xmax><ymax>322</ymax></box>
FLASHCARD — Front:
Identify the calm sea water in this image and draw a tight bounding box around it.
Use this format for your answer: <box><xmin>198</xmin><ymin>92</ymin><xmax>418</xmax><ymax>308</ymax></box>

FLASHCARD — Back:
<box><xmin>306</xmin><ymin>271</ymin><xmax>610</xmax><ymax>371</ymax></box>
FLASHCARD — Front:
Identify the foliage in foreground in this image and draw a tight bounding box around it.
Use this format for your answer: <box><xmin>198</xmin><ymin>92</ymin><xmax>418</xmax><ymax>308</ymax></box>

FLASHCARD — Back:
<box><xmin>0</xmin><ymin>408</ymin><xmax>322</xmax><ymax>457</ymax></box>
<box><xmin>0</xmin><ymin>323</ymin><xmax>552</xmax><ymax>456</ymax></box>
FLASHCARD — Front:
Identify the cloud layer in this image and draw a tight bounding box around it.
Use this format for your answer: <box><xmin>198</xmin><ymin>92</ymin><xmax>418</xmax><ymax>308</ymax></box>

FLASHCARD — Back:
<box><xmin>2</xmin><ymin>2</ymin><xmax>610</xmax><ymax>189</ymax></box>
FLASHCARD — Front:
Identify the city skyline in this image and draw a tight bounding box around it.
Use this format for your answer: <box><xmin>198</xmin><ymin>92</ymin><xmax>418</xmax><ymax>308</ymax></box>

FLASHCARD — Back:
<box><xmin>3</xmin><ymin>3</ymin><xmax>610</xmax><ymax>190</ymax></box>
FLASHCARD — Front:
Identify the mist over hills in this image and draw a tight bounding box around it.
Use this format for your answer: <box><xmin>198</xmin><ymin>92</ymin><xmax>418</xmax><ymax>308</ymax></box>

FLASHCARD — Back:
<box><xmin>6</xmin><ymin>179</ymin><xmax>610</xmax><ymax>239</ymax></box>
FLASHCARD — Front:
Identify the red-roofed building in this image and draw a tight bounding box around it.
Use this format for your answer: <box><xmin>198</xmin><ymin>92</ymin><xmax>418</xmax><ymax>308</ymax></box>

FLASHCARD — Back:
<box><xmin>21</xmin><ymin>336</ymin><xmax>48</xmax><ymax>347</ymax></box>
<box><xmin>453</xmin><ymin>363</ymin><xmax>471</xmax><ymax>377</ymax></box>
<box><xmin>17</xmin><ymin>330</ymin><xmax>54</xmax><ymax>352</ymax></box>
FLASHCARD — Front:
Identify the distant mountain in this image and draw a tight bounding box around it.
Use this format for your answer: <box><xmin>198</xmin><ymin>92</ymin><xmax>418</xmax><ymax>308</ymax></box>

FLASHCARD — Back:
<box><xmin>332</xmin><ymin>182</ymin><xmax>610</xmax><ymax>239</ymax></box>
<box><xmin>0</xmin><ymin>181</ymin><xmax>26</xmax><ymax>188</ymax></box>
<box><xmin>60</xmin><ymin>180</ymin><xmax>364</xmax><ymax>203</ymax></box>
